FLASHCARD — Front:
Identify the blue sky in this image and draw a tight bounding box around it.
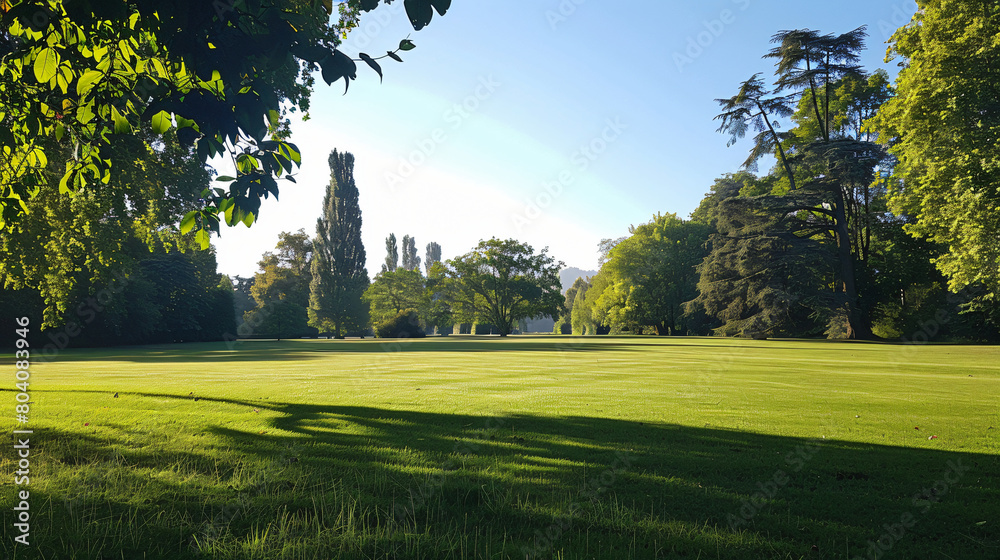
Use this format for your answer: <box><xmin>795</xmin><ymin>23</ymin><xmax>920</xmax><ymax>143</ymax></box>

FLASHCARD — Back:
<box><xmin>212</xmin><ymin>0</ymin><xmax>918</xmax><ymax>278</ymax></box>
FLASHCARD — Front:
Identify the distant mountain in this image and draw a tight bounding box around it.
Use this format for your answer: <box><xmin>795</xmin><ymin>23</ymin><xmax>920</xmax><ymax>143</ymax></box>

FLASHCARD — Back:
<box><xmin>559</xmin><ymin>267</ymin><xmax>597</xmax><ymax>293</ymax></box>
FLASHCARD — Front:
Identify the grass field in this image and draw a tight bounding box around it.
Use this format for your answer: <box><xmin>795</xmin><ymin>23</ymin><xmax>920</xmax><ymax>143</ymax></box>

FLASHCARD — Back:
<box><xmin>2</xmin><ymin>336</ymin><xmax>998</xmax><ymax>559</ymax></box>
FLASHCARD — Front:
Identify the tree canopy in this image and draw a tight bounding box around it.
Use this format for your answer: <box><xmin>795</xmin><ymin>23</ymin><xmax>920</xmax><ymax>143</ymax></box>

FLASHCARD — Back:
<box><xmin>868</xmin><ymin>0</ymin><xmax>1000</xmax><ymax>305</ymax></box>
<box><xmin>447</xmin><ymin>238</ymin><xmax>563</xmax><ymax>337</ymax></box>
<box><xmin>592</xmin><ymin>213</ymin><xmax>712</xmax><ymax>336</ymax></box>
<box><xmin>0</xmin><ymin>0</ymin><xmax>450</xmax><ymax>244</ymax></box>
<box><xmin>363</xmin><ymin>267</ymin><xmax>427</xmax><ymax>325</ymax></box>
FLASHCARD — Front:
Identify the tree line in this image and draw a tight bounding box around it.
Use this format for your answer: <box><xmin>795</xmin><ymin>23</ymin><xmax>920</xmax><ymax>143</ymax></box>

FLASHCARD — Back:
<box><xmin>555</xmin><ymin>16</ymin><xmax>999</xmax><ymax>342</ymax></box>
<box><xmin>237</xmin><ymin>150</ymin><xmax>564</xmax><ymax>339</ymax></box>
<box><xmin>3</xmin><ymin>2</ymin><xmax>997</xmax><ymax>345</ymax></box>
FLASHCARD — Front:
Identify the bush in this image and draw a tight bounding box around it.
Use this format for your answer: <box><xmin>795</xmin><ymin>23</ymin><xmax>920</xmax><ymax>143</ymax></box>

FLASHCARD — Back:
<box><xmin>375</xmin><ymin>309</ymin><xmax>425</xmax><ymax>338</ymax></box>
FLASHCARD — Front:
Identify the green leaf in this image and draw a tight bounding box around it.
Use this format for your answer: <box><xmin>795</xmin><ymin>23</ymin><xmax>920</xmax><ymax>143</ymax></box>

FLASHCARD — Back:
<box><xmin>195</xmin><ymin>229</ymin><xmax>211</xmax><ymax>250</ymax></box>
<box><xmin>215</xmin><ymin>175</ymin><xmax>236</xmax><ymax>182</ymax></box>
<box><xmin>236</xmin><ymin>154</ymin><xmax>259</xmax><ymax>174</ymax></box>
<box><xmin>179</xmin><ymin>210</ymin><xmax>198</xmax><ymax>234</ymax></box>
<box><xmin>359</xmin><ymin>53</ymin><xmax>382</xmax><ymax>82</ymax></box>
<box><xmin>34</xmin><ymin>48</ymin><xmax>60</xmax><ymax>83</ymax></box>
<box><xmin>56</xmin><ymin>66</ymin><xmax>71</xmax><ymax>94</ymax></box>
<box><xmin>111</xmin><ymin>105</ymin><xmax>131</xmax><ymax>134</ymax></box>
<box><xmin>77</xmin><ymin>101</ymin><xmax>96</xmax><ymax>124</ymax></box>
<box><xmin>280</xmin><ymin>142</ymin><xmax>301</xmax><ymax>165</ymax></box>
<box><xmin>387</xmin><ymin>51</ymin><xmax>403</xmax><ymax>62</ymax></box>
<box><xmin>398</xmin><ymin>39</ymin><xmax>416</xmax><ymax>51</ymax></box>
<box><xmin>55</xmin><ymin>123</ymin><xmax>65</xmax><ymax>142</ymax></box>
<box><xmin>320</xmin><ymin>50</ymin><xmax>358</xmax><ymax>94</ymax></box>
<box><xmin>241</xmin><ymin>211</ymin><xmax>255</xmax><ymax>227</ymax></box>
<box><xmin>403</xmin><ymin>0</ymin><xmax>431</xmax><ymax>31</ymax></box>
<box><xmin>150</xmin><ymin>110</ymin><xmax>171</xmax><ymax>134</ymax></box>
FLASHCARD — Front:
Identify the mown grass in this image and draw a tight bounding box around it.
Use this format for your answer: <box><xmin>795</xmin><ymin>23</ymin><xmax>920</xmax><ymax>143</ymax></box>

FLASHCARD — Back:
<box><xmin>2</xmin><ymin>336</ymin><xmax>998</xmax><ymax>559</ymax></box>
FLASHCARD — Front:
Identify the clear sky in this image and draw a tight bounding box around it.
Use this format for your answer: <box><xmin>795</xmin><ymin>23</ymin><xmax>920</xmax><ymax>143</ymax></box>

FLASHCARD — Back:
<box><xmin>212</xmin><ymin>0</ymin><xmax>918</xmax><ymax>279</ymax></box>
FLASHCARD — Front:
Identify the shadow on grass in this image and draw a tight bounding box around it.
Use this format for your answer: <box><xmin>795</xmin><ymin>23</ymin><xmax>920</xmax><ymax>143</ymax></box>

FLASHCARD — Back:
<box><xmin>19</xmin><ymin>392</ymin><xmax>1000</xmax><ymax>560</ymax></box>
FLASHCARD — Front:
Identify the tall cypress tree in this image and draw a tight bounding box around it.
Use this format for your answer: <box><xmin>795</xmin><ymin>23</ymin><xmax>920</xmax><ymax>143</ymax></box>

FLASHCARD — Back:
<box><xmin>308</xmin><ymin>150</ymin><xmax>369</xmax><ymax>338</ymax></box>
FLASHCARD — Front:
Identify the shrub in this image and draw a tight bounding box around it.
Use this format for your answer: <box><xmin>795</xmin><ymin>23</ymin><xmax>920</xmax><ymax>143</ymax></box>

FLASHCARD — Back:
<box><xmin>375</xmin><ymin>309</ymin><xmax>425</xmax><ymax>338</ymax></box>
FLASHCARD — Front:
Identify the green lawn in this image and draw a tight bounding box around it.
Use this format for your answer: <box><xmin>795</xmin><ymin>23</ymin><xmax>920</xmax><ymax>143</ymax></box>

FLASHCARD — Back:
<box><xmin>3</xmin><ymin>336</ymin><xmax>999</xmax><ymax>559</ymax></box>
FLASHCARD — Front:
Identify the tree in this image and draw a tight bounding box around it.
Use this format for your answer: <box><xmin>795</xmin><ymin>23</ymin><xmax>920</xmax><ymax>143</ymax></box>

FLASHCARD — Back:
<box><xmin>714</xmin><ymin>74</ymin><xmax>797</xmax><ymax>189</ymax></box>
<box><xmin>576</xmin><ymin>270</ymin><xmax>610</xmax><ymax>335</ymax></box>
<box><xmin>382</xmin><ymin>233</ymin><xmax>399</xmax><ymax>273</ymax></box>
<box><xmin>0</xmin><ymin>0</ymin><xmax>450</xmax><ymax>241</ymax></box>
<box><xmin>243</xmin><ymin>229</ymin><xmax>316</xmax><ymax>339</ymax></box>
<box><xmin>569</xmin><ymin>278</ymin><xmax>593</xmax><ymax>335</ymax></box>
<box><xmin>597</xmin><ymin>237</ymin><xmax>626</xmax><ymax>267</ymax></box>
<box><xmin>593</xmin><ymin>214</ymin><xmax>713</xmax><ymax>335</ymax></box>
<box><xmin>553</xmin><ymin>276</ymin><xmax>587</xmax><ymax>334</ymax></box>
<box><xmin>0</xmin><ymin>126</ymin><xmax>212</xmax><ymax>330</ymax></box>
<box><xmin>423</xmin><ymin>260</ymin><xmax>453</xmax><ymax>334</ymax></box>
<box><xmin>250</xmin><ymin>230</ymin><xmax>313</xmax><ymax>308</ymax></box>
<box><xmin>689</xmin><ymin>172</ymin><xmax>755</xmax><ymax>226</ymax></box>
<box><xmin>687</xmin><ymin>191</ymin><xmax>835</xmax><ymax>338</ymax></box>
<box><xmin>868</xmin><ymin>1</ymin><xmax>1000</xmax><ymax>307</ymax></box>
<box><xmin>425</xmin><ymin>241</ymin><xmax>442</xmax><ymax>274</ymax></box>
<box><xmin>401</xmin><ymin>234</ymin><xmax>421</xmax><ymax>271</ymax></box>
<box><xmin>308</xmin><ymin>149</ymin><xmax>368</xmax><ymax>338</ymax></box>
<box><xmin>363</xmin><ymin>268</ymin><xmax>427</xmax><ymax>325</ymax></box>
<box><xmin>447</xmin><ymin>238</ymin><xmax>564</xmax><ymax>337</ymax></box>
<box><xmin>717</xmin><ymin>26</ymin><xmax>883</xmax><ymax>339</ymax></box>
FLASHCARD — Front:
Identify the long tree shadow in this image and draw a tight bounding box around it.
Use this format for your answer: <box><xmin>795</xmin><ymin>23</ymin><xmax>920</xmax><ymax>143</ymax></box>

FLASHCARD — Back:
<box><xmin>21</xmin><ymin>393</ymin><xmax>1000</xmax><ymax>559</ymax></box>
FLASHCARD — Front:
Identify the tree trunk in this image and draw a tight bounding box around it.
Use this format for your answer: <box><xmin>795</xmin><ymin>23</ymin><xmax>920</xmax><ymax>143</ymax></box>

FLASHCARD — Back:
<box><xmin>834</xmin><ymin>188</ymin><xmax>873</xmax><ymax>339</ymax></box>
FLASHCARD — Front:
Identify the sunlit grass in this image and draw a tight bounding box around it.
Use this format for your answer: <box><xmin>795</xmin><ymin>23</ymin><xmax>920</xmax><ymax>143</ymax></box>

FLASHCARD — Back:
<box><xmin>2</xmin><ymin>336</ymin><xmax>998</xmax><ymax>558</ymax></box>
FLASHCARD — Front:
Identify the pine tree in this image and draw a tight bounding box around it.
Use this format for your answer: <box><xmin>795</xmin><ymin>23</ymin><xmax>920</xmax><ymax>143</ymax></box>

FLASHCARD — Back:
<box><xmin>308</xmin><ymin>150</ymin><xmax>369</xmax><ymax>338</ymax></box>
